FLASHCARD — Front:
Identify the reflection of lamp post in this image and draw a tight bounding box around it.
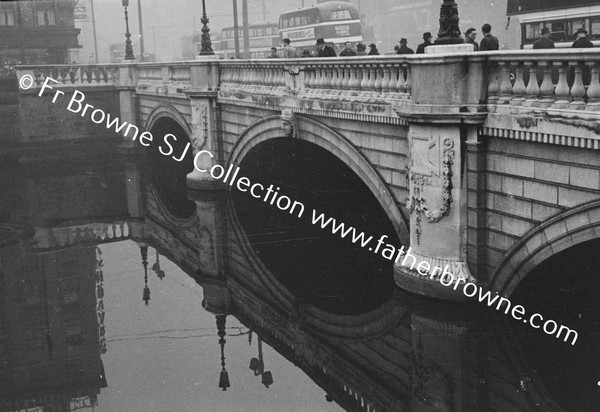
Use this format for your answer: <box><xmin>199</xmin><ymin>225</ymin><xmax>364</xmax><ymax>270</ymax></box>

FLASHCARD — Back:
<box><xmin>248</xmin><ymin>336</ymin><xmax>273</xmax><ymax>388</ymax></box>
<box><xmin>122</xmin><ymin>0</ymin><xmax>135</xmax><ymax>60</ymax></box>
<box><xmin>151</xmin><ymin>249</ymin><xmax>165</xmax><ymax>280</ymax></box>
<box><xmin>217</xmin><ymin>315</ymin><xmax>230</xmax><ymax>390</ymax></box>
<box><xmin>140</xmin><ymin>244</ymin><xmax>150</xmax><ymax>304</ymax></box>
<box><xmin>199</xmin><ymin>0</ymin><xmax>214</xmax><ymax>55</ymax></box>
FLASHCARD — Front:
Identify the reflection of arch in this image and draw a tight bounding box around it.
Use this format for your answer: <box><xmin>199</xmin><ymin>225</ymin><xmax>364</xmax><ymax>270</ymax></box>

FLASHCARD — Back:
<box><xmin>227</xmin><ymin>200</ymin><xmax>404</xmax><ymax>341</ymax></box>
<box><xmin>145</xmin><ymin>104</ymin><xmax>193</xmax><ymax>138</ymax></box>
<box><xmin>490</xmin><ymin>199</ymin><xmax>600</xmax><ymax>296</ymax></box>
<box><xmin>227</xmin><ymin>115</ymin><xmax>409</xmax><ymax>245</ymax></box>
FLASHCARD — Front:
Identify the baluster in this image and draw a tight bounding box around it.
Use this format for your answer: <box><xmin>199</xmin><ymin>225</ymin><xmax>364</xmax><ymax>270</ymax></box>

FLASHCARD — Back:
<box><xmin>268</xmin><ymin>65</ymin><xmax>276</xmax><ymax>90</ymax></box>
<box><xmin>538</xmin><ymin>61</ymin><xmax>554</xmax><ymax>107</ymax></box>
<box><xmin>511</xmin><ymin>62</ymin><xmax>526</xmax><ymax>106</ymax></box>
<box><xmin>553</xmin><ymin>62</ymin><xmax>570</xmax><ymax>109</ymax></box>
<box><xmin>347</xmin><ymin>65</ymin><xmax>359</xmax><ymax>94</ymax></box>
<box><xmin>324</xmin><ymin>66</ymin><xmax>334</xmax><ymax>94</ymax></box>
<box><xmin>359</xmin><ymin>64</ymin><xmax>369</xmax><ymax>96</ymax></box>
<box><xmin>303</xmin><ymin>66</ymin><xmax>311</xmax><ymax>93</ymax></box>
<box><xmin>366</xmin><ymin>64</ymin><xmax>376</xmax><ymax>95</ymax></box>
<box><xmin>306</xmin><ymin>65</ymin><xmax>318</xmax><ymax>95</ymax></box>
<box><xmin>524</xmin><ymin>61</ymin><xmax>539</xmax><ymax>107</ymax></box>
<box><xmin>373</xmin><ymin>65</ymin><xmax>383</xmax><ymax>96</ymax></box>
<box><xmin>585</xmin><ymin>61</ymin><xmax>600</xmax><ymax>110</ymax></box>
<box><xmin>498</xmin><ymin>61</ymin><xmax>512</xmax><ymax>104</ymax></box>
<box><xmin>381</xmin><ymin>64</ymin><xmax>391</xmax><ymax>94</ymax></box>
<box><xmin>395</xmin><ymin>64</ymin><xmax>405</xmax><ymax>96</ymax></box>
<box><xmin>569</xmin><ymin>62</ymin><xmax>586</xmax><ymax>110</ymax></box>
<box><xmin>486</xmin><ymin>62</ymin><xmax>499</xmax><ymax>106</ymax></box>
<box><xmin>404</xmin><ymin>63</ymin><xmax>412</xmax><ymax>96</ymax></box>
<box><xmin>341</xmin><ymin>65</ymin><xmax>350</xmax><ymax>90</ymax></box>
<box><xmin>330</xmin><ymin>67</ymin><xmax>339</xmax><ymax>94</ymax></box>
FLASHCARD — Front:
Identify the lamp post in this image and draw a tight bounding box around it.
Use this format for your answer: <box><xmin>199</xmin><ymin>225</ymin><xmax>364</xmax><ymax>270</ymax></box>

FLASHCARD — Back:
<box><xmin>199</xmin><ymin>0</ymin><xmax>214</xmax><ymax>55</ymax></box>
<box><xmin>122</xmin><ymin>0</ymin><xmax>135</xmax><ymax>60</ymax></box>
<box><xmin>435</xmin><ymin>0</ymin><xmax>463</xmax><ymax>44</ymax></box>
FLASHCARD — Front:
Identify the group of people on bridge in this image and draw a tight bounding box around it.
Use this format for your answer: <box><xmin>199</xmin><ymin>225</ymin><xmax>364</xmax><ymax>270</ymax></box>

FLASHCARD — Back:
<box><xmin>266</xmin><ymin>21</ymin><xmax>596</xmax><ymax>60</ymax></box>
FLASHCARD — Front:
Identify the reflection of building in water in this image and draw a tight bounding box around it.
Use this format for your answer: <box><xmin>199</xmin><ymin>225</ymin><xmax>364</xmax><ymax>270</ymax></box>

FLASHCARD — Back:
<box><xmin>0</xmin><ymin>244</ymin><xmax>107</xmax><ymax>411</ymax></box>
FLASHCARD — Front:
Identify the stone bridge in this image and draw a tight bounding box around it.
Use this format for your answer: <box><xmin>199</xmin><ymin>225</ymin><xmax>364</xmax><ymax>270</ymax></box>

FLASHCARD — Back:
<box><xmin>12</xmin><ymin>49</ymin><xmax>600</xmax><ymax>303</ymax></box>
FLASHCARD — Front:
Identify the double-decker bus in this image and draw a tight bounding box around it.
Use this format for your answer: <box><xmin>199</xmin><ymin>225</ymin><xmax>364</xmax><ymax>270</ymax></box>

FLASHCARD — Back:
<box><xmin>278</xmin><ymin>1</ymin><xmax>363</xmax><ymax>54</ymax></box>
<box><xmin>507</xmin><ymin>0</ymin><xmax>600</xmax><ymax>48</ymax></box>
<box><xmin>219</xmin><ymin>23</ymin><xmax>279</xmax><ymax>59</ymax></box>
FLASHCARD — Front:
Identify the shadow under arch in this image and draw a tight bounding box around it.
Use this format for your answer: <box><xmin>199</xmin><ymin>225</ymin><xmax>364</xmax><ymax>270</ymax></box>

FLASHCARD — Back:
<box><xmin>145</xmin><ymin>104</ymin><xmax>193</xmax><ymax>138</ymax></box>
<box><xmin>489</xmin><ymin>199</ymin><xmax>600</xmax><ymax>296</ymax></box>
<box><xmin>225</xmin><ymin>197</ymin><xmax>406</xmax><ymax>341</ymax></box>
<box><xmin>227</xmin><ymin>114</ymin><xmax>409</xmax><ymax>245</ymax></box>
<box><xmin>145</xmin><ymin>106</ymin><xmax>196</xmax><ymax>219</ymax></box>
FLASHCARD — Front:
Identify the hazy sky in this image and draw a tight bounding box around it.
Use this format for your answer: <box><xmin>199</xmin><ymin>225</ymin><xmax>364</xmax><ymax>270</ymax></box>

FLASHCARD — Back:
<box><xmin>77</xmin><ymin>0</ymin><xmax>306</xmax><ymax>62</ymax></box>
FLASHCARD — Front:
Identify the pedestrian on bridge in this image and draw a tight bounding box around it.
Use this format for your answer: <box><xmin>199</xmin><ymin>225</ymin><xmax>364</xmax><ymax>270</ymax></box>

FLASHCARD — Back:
<box><xmin>368</xmin><ymin>43</ymin><xmax>380</xmax><ymax>55</ymax></box>
<box><xmin>572</xmin><ymin>28</ymin><xmax>593</xmax><ymax>48</ymax></box>
<box><xmin>533</xmin><ymin>27</ymin><xmax>555</xmax><ymax>49</ymax></box>
<box><xmin>281</xmin><ymin>38</ymin><xmax>299</xmax><ymax>58</ymax></box>
<box><xmin>480</xmin><ymin>24</ymin><xmax>499</xmax><ymax>51</ymax></box>
<box><xmin>416</xmin><ymin>32</ymin><xmax>433</xmax><ymax>54</ymax></box>
<box><xmin>316</xmin><ymin>38</ymin><xmax>336</xmax><ymax>57</ymax></box>
<box><xmin>396</xmin><ymin>38</ymin><xmax>414</xmax><ymax>54</ymax></box>
<box><xmin>465</xmin><ymin>28</ymin><xmax>479</xmax><ymax>51</ymax></box>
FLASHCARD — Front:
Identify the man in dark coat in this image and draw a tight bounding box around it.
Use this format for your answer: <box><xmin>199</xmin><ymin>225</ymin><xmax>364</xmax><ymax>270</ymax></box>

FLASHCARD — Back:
<box><xmin>367</xmin><ymin>43</ymin><xmax>379</xmax><ymax>55</ymax></box>
<box><xmin>533</xmin><ymin>27</ymin><xmax>555</xmax><ymax>49</ymax></box>
<box><xmin>479</xmin><ymin>23</ymin><xmax>499</xmax><ymax>51</ymax></box>
<box><xmin>416</xmin><ymin>32</ymin><xmax>433</xmax><ymax>54</ymax></box>
<box><xmin>572</xmin><ymin>28</ymin><xmax>594</xmax><ymax>48</ymax></box>
<box><xmin>316</xmin><ymin>38</ymin><xmax>336</xmax><ymax>57</ymax></box>
<box><xmin>396</xmin><ymin>38</ymin><xmax>414</xmax><ymax>54</ymax></box>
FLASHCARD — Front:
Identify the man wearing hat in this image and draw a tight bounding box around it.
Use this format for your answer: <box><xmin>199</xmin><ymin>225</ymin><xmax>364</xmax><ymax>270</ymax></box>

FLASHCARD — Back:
<box><xmin>367</xmin><ymin>43</ymin><xmax>380</xmax><ymax>55</ymax></box>
<box><xmin>416</xmin><ymin>32</ymin><xmax>433</xmax><ymax>54</ymax></box>
<box><xmin>397</xmin><ymin>38</ymin><xmax>414</xmax><ymax>55</ymax></box>
<box><xmin>533</xmin><ymin>27</ymin><xmax>555</xmax><ymax>49</ymax></box>
<box><xmin>316</xmin><ymin>38</ymin><xmax>336</xmax><ymax>57</ymax></box>
<box><xmin>572</xmin><ymin>28</ymin><xmax>593</xmax><ymax>48</ymax></box>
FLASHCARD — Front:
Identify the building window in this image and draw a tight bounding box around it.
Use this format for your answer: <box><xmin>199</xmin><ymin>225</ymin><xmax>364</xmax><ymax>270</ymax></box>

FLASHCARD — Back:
<box><xmin>37</xmin><ymin>9</ymin><xmax>55</xmax><ymax>26</ymax></box>
<box><xmin>0</xmin><ymin>10</ymin><xmax>15</xmax><ymax>26</ymax></box>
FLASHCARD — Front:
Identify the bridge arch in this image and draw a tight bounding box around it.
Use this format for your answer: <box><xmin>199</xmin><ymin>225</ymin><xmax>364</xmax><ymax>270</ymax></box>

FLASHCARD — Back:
<box><xmin>489</xmin><ymin>199</ymin><xmax>600</xmax><ymax>296</ymax></box>
<box><xmin>227</xmin><ymin>115</ymin><xmax>409</xmax><ymax>245</ymax></box>
<box><xmin>145</xmin><ymin>105</ymin><xmax>196</xmax><ymax>219</ymax></box>
<box><xmin>145</xmin><ymin>104</ymin><xmax>193</xmax><ymax>138</ymax></box>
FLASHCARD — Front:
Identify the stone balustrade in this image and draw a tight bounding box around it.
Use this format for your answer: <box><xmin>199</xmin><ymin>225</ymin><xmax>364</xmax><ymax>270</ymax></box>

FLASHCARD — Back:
<box><xmin>32</xmin><ymin>222</ymin><xmax>131</xmax><ymax>250</ymax></box>
<box><xmin>219</xmin><ymin>56</ymin><xmax>412</xmax><ymax>103</ymax></box>
<box><xmin>17</xmin><ymin>64</ymin><xmax>119</xmax><ymax>90</ymax></box>
<box><xmin>16</xmin><ymin>50</ymin><xmax>600</xmax><ymax>121</ymax></box>
<box><xmin>486</xmin><ymin>49</ymin><xmax>600</xmax><ymax>114</ymax></box>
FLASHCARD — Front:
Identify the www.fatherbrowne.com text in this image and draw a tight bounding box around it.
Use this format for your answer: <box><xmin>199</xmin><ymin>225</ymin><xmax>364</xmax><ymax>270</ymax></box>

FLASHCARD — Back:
<box><xmin>33</xmin><ymin>78</ymin><xmax>579</xmax><ymax>346</ymax></box>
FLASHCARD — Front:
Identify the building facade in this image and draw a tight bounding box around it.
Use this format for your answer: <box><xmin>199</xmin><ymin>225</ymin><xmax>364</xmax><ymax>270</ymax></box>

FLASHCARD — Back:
<box><xmin>0</xmin><ymin>0</ymin><xmax>80</xmax><ymax>73</ymax></box>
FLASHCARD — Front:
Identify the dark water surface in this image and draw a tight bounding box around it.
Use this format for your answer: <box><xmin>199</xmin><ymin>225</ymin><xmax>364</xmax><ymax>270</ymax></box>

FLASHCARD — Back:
<box><xmin>0</xmin><ymin>153</ymin><xmax>599</xmax><ymax>411</ymax></box>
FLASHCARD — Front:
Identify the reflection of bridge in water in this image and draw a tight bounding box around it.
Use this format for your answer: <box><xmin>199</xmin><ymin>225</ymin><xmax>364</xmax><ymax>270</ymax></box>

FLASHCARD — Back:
<box><xmin>0</xmin><ymin>157</ymin><xmax>568</xmax><ymax>411</ymax></box>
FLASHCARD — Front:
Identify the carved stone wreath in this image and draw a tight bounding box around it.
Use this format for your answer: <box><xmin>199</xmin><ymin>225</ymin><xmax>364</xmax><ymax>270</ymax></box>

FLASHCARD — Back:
<box><xmin>406</xmin><ymin>138</ymin><xmax>455</xmax><ymax>244</ymax></box>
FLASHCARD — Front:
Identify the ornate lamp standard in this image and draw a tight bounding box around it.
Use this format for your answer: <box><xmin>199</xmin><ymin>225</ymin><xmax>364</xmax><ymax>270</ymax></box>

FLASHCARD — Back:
<box><xmin>199</xmin><ymin>0</ymin><xmax>214</xmax><ymax>55</ymax></box>
<box><xmin>435</xmin><ymin>0</ymin><xmax>464</xmax><ymax>45</ymax></box>
<box><xmin>122</xmin><ymin>0</ymin><xmax>135</xmax><ymax>60</ymax></box>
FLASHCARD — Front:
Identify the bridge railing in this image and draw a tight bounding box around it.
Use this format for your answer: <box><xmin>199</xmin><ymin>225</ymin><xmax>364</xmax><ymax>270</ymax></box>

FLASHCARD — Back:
<box><xmin>485</xmin><ymin>49</ymin><xmax>600</xmax><ymax>114</ymax></box>
<box><xmin>17</xmin><ymin>64</ymin><xmax>119</xmax><ymax>90</ymax></box>
<box><xmin>219</xmin><ymin>56</ymin><xmax>412</xmax><ymax>103</ymax></box>
<box><xmin>136</xmin><ymin>62</ymin><xmax>192</xmax><ymax>94</ymax></box>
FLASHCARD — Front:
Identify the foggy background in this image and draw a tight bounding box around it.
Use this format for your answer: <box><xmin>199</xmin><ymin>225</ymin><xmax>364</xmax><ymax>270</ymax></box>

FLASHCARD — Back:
<box><xmin>76</xmin><ymin>0</ymin><xmax>518</xmax><ymax>63</ymax></box>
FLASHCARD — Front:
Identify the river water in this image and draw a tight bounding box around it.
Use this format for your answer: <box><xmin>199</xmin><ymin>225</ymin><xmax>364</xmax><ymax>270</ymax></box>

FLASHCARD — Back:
<box><xmin>0</xmin><ymin>149</ymin><xmax>598</xmax><ymax>411</ymax></box>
